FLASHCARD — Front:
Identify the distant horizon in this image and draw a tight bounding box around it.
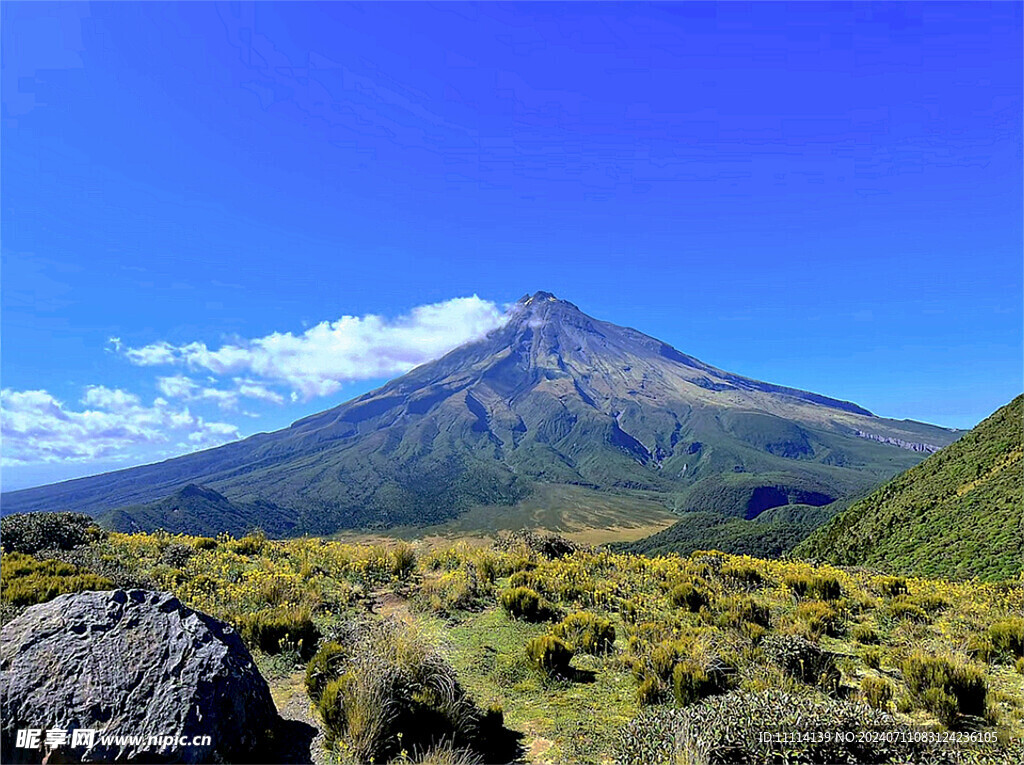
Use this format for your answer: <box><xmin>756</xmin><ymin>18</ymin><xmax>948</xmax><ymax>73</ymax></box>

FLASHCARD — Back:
<box><xmin>3</xmin><ymin>2</ymin><xmax>1021</xmax><ymax>490</ymax></box>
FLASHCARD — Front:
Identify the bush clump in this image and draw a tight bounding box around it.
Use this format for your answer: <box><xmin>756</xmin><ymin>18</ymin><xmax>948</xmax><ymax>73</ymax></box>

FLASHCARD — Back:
<box><xmin>228</xmin><ymin>530</ymin><xmax>266</xmax><ymax>556</ymax></box>
<box><xmin>875</xmin><ymin>576</ymin><xmax>908</xmax><ymax>597</ymax></box>
<box><xmin>0</xmin><ymin>552</ymin><xmax>115</xmax><ymax>607</ymax></box>
<box><xmin>852</xmin><ymin>623</ymin><xmax>879</xmax><ymax>644</ymax></box>
<box><xmin>888</xmin><ymin>596</ymin><xmax>929</xmax><ymax>623</ymax></box>
<box><xmin>306</xmin><ymin>641</ymin><xmax>349</xmax><ymax>703</ymax></box>
<box><xmin>988</xmin><ymin>618</ymin><xmax>1024</xmax><ymax>658</ymax></box>
<box><xmin>718</xmin><ymin>595</ymin><xmax>771</xmax><ymax>631</ymax></box>
<box><xmin>671</xmin><ymin>661</ymin><xmax>714</xmax><ymax>706</ymax></box>
<box><xmin>499</xmin><ymin>586</ymin><xmax>557</xmax><ymax>622</ymax></box>
<box><xmin>807</xmin><ymin>574</ymin><xmax>842</xmax><ymax>602</ymax></box>
<box><xmin>159</xmin><ymin>542</ymin><xmax>196</xmax><ymax>568</ymax></box>
<box><xmin>235</xmin><ymin>605</ymin><xmax>320</xmax><ymax>659</ymax></box>
<box><xmin>720</xmin><ymin>563</ymin><xmax>764</xmax><ymax>588</ymax></box>
<box><xmin>901</xmin><ymin>652</ymin><xmax>987</xmax><ymax>728</ymax></box>
<box><xmin>761</xmin><ymin>634</ymin><xmax>839</xmax><ymax>691</ymax></box>
<box><xmin>861</xmin><ymin>676</ymin><xmax>894</xmax><ymax>710</ymax></box>
<box><xmin>794</xmin><ymin>600</ymin><xmax>844</xmax><ymax>639</ymax></box>
<box><xmin>525</xmin><ymin>634</ymin><xmax>574</xmax><ymax>676</ymax></box>
<box><xmin>493</xmin><ymin>530</ymin><xmax>580</xmax><ymax>559</ymax></box>
<box><xmin>553</xmin><ymin>612</ymin><xmax>615</xmax><ymax>655</ymax></box>
<box><xmin>310</xmin><ymin>620</ymin><xmax>493</xmax><ymax>763</ymax></box>
<box><xmin>1</xmin><ymin>512</ymin><xmax>104</xmax><ymax>555</ymax></box>
<box><xmin>785</xmin><ymin>573</ymin><xmax>842</xmax><ymax>601</ymax></box>
<box><xmin>668</xmin><ymin>582</ymin><xmax>709</xmax><ymax>613</ymax></box>
<box><xmin>420</xmin><ymin>568</ymin><xmax>488</xmax><ymax>615</ymax></box>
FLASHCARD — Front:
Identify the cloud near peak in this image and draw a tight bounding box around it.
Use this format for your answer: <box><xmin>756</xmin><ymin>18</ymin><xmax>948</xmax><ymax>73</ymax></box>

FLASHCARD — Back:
<box><xmin>117</xmin><ymin>295</ymin><xmax>508</xmax><ymax>400</ymax></box>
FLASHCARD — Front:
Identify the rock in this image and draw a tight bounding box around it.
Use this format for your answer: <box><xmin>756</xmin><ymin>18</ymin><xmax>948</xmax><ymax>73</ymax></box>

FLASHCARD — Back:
<box><xmin>1</xmin><ymin>590</ymin><xmax>278</xmax><ymax>763</ymax></box>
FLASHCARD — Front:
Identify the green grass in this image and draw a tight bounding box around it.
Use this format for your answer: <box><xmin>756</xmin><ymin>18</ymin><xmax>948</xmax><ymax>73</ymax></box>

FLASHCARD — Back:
<box><xmin>427</xmin><ymin>609</ymin><xmax>638</xmax><ymax>765</ymax></box>
<box><xmin>797</xmin><ymin>395</ymin><xmax>1024</xmax><ymax>581</ymax></box>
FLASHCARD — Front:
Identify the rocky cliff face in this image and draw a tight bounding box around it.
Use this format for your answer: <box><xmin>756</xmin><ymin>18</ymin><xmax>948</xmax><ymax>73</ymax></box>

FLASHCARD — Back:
<box><xmin>0</xmin><ymin>589</ymin><xmax>278</xmax><ymax>764</ymax></box>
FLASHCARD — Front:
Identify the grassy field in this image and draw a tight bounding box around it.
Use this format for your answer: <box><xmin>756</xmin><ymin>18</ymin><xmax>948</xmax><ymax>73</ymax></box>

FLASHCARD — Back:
<box><xmin>332</xmin><ymin>483</ymin><xmax>681</xmax><ymax>547</ymax></box>
<box><xmin>3</xmin><ymin>518</ymin><xmax>1023</xmax><ymax>764</ymax></box>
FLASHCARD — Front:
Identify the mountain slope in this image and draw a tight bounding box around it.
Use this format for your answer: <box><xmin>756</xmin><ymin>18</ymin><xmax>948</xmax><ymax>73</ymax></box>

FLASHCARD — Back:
<box><xmin>795</xmin><ymin>395</ymin><xmax>1023</xmax><ymax>582</ymax></box>
<box><xmin>2</xmin><ymin>292</ymin><xmax>962</xmax><ymax>534</ymax></box>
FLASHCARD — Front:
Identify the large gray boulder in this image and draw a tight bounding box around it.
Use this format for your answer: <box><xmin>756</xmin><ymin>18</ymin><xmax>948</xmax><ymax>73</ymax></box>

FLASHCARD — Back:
<box><xmin>1</xmin><ymin>590</ymin><xmax>278</xmax><ymax>763</ymax></box>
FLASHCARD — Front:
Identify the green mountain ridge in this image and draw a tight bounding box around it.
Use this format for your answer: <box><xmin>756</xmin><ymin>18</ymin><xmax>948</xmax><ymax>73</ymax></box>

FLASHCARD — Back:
<box><xmin>795</xmin><ymin>394</ymin><xmax>1024</xmax><ymax>582</ymax></box>
<box><xmin>2</xmin><ymin>292</ymin><xmax>963</xmax><ymax>535</ymax></box>
<box><xmin>99</xmin><ymin>484</ymin><xmax>297</xmax><ymax>537</ymax></box>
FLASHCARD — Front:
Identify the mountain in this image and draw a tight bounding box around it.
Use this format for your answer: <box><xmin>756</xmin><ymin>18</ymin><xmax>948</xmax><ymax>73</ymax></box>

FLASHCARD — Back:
<box><xmin>795</xmin><ymin>395</ymin><xmax>1023</xmax><ymax>582</ymax></box>
<box><xmin>98</xmin><ymin>484</ymin><xmax>297</xmax><ymax>537</ymax></box>
<box><xmin>2</xmin><ymin>292</ymin><xmax>963</xmax><ymax>534</ymax></box>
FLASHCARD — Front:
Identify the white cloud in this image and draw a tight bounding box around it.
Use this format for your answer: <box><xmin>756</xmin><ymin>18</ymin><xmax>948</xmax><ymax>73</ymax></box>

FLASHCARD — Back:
<box><xmin>154</xmin><ymin>375</ymin><xmax>286</xmax><ymax>410</ymax></box>
<box><xmin>1</xmin><ymin>386</ymin><xmax>241</xmax><ymax>465</ymax></box>
<box><xmin>119</xmin><ymin>295</ymin><xmax>508</xmax><ymax>400</ymax></box>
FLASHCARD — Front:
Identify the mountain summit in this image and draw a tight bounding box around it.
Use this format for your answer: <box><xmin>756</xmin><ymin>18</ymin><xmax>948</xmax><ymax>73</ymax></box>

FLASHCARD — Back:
<box><xmin>2</xmin><ymin>292</ymin><xmax>962</xmax><ymax>533</ymax></box>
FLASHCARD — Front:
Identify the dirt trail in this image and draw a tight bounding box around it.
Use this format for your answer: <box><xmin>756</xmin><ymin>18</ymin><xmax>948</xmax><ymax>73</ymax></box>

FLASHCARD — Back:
<box><xmin>370</xmin><ymin>588</ymin><xmax>415</xmax><ymax>623</ymax></box>
<box><xmin>269</xmin><ymin>671</ymin><xmax>327</xmax><ymax>764</ymax></box>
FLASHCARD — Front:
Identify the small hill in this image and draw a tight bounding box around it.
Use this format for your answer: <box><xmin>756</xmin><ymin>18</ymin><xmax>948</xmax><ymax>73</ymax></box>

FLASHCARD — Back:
<box><xmin>616</xmin><ymin>499</ymin><xmax>850</xmax><ymax>559</ymax></box>
<box><xmin>795</xmin><ymin>395</ymin><xmax>1023</xmax><ymax>582</ymax></box>
<box><xmin>99</xmin><ymin>485</ymin><xmax>296</xmax><ymax>537</ymax></box>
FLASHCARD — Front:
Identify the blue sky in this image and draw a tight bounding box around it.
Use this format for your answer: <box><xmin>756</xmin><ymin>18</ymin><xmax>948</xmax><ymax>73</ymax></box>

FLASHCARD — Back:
<box><xmin>2</xmin><ymin>2</ymin><xmax>1021</xmax><ymax>490</ymax></box>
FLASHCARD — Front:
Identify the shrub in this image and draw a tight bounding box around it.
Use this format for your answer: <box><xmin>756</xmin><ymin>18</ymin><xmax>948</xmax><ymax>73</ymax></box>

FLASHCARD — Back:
<box><xmin>901</xmin><ymin>652</ymin><xmax>987</xmax><ymax>727</ymax></box>
<box><xmin>1</xmin><ymin>512</ymin><xmax>104</xmax><ymax>555</ymax></box>
<box><xmin>888</xmin><ymin>596</ymin><xmax>929</xmax><ymax>623</ymax></box>
<box><xmin>553</xmin><ymin>612</ymin><xmax>616</xmax><ymax>655</ymax></box>
<box><xmin>807</xmin><ymin>575</ymin><xmax>842</xmax><ymax>602</ymax></box>
<box><xmin>614</xmin><ymin>691</ymin><xmax>945</xmax><ymax>765</ymax></box>
<box><xmin>45</xmin><ymin>544</ymin><xmax>155</xmax><ymax>590</ymax></box>
<box><xmin>192</xmin><ymin>536</ymin><xmax>219</xmax><ymax>551</ymax></box>
<box><xmin>306</xmin><ymin>641</ymin><xmax>348</xmax><ymax>703</ymax></box>
<box><xmin>863</xmin><ymin>648</ymin><xmax>882</xmax><ymax>670</ymax></box>
<box><xmin>236</xmin><ymin>606</ymin><xmax>320</xmax><ymax>658</ymax></box>
<box><xmin>988</xmin><ymin>618</ymin><xmax>1024</xmax><ymax>658</ymax></box>
<box><xmin>862</xmin><ymin>676</ymin><xmax>893</xmax><ymax>710</ymax></box>
<box><xmin>525</xmin><ymin>635</ymin><xmax>573</xmax><ymax>676</ymax></box>
<box><xmin>229</xmin><ymin>530</ymin><xmax>266</xmax><ymax>556</ymax></box>
<box><xmin>416</xmin><ymin>743</ymin><xmax>483</xmax><ymax>765</ymax></box>
<box><xmin>671</xmin><ymin>661</ymin><xmax>712</xmax><ymax>706</ymax></box>
<box><xmin>1015</xmin><ymin>657</ymin><xmax>1024</xmax><ymax>675</ymax></box>
<box><xmin>420</xmin><ymin>568</ymin><xmax>487</xmax><ymax>615</ymax></box>
<box><xmin>668</xmin><ymin>582</ymin><xmax>709</xmax><ymax>613</ymax></box>
<box><xmin>876</xmin><ymin>576</ymin><xmax>908</xmax><ymax>597</ymax></box>
<box><xmin>317</xmin><ymin>670</ymin><xmax>395</xmax><ymax>760</ymax></box>
<box><xmin>783</xmin><ymin>573</ymin><xmax>811</xmax><ymax>597</ymax></box>
<box><xmin>494</xmin><ymin>530</ymin><xmax>579</xmax><ymax>559</ymax></box>
<box><xmin>635</xmin><ymin>674</ymin><xmax>664</xmax><ymax>706</ymax></box>
<box><xmin>794</xmin><ymin>601</ymin><xmax>843</xmax><ymax>639</ymax></box>
<box><xmin>721</xmin><ymin>563</ymin><xmax>764</xmax><ymax>588</ymax></box>
<box><xmin>499</xmin><ymin>587</ymin><xmax>556</xmax><ymax>622</ymax></box>
<box><xmin>159</xmin><ymin>542</ymin><xmax>195</xmax><ymax>568</ymax></box>
<box><xmin>913</xmin><ymin>593</ymin><xmax>949</xmax><ymax>612</ymax></box>
<box><xmin>718</xmin><ymin>595</ymin><xmax>771</xmax><ymax>630</ymax></box>
<box><xmin>0</xmin><ymin>552</ymin><xmax>115</xmax><ymax>607</ymax></box>
<box><xmin>762</xmin><ymin>634</ymin><xmax>839</xmax><ymax>691</ymax></box>
<box><xmin>311</xmin><ymin>621</ymin><xmax>486</xmax><ymax>763</ymax></box>
<box><xmin>967</xmin><ymin>635</ymin><xmax>996</xmax><ymax>663</ymax></box>
<box><xmin>390</xmin><ymin>543</ymin><xmax>417</xmax><ymax>579</ymax></box>
<box><xmin>852</xmin><ymin>623</ymin><xmax>879</xmax><ymax>644</ymax></box>
<box><xmin>507</xmin><ymin>570</ymin><xmax>542</xmax><ymax>591</ymax></box>
<box><xmin>474</xmin><ymin>554</ymin><xmax>499</xmax><ymax>585</ymax></box>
